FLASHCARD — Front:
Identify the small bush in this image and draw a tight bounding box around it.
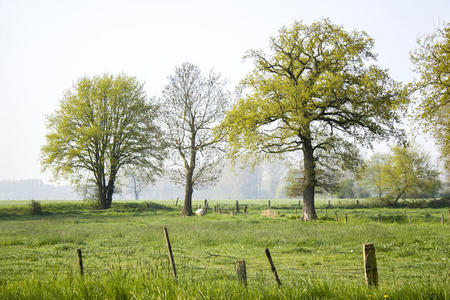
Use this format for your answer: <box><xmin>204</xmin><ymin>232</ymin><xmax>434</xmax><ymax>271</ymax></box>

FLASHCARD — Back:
<box><xmin>29</xmin><ymin>200</ymin><xmax>42</xmax><ymax>215</ymax></box>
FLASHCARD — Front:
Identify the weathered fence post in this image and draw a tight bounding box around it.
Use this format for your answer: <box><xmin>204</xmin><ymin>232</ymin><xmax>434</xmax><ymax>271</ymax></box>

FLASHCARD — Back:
<box><xmin>345</xmin><ymin>213</ymin><xmax>348</xmax><ymax>224</ymax></box>
<box><xmin>236</xmin><ymin>200</ymin><xmax>240</xmax><ymax>213</ymax></box>
<box><xmin>335</xmin><ymin>212</ymin><xmax>338</xmax><ymax>222</ymax></box>
<box><xmin>243</xmin><ymin>205</ymin><xmax>248</xmax><ymax>213</ymax></box>
<box><xmin>363</xmin><ymin>243</ymin><xmax>378</xmax><ymax>287</ymax></box>
<box><xmin>204</xmin><ymin>199</ymin><xmax>208</xmax><ymax>210</ymax></box>
<box><xmin>76</xmin><ymin>248</ymin><xmax>84</xmax><ymax>276</ymax></box>
<box><xmin>328</xmin><ymin>199</ymin><xmax>331</xmax><ymax>207</ymax></box>
<box><xmin>265</xmin><ymin>248</ymin><xmax>282</xmax><ymax>287</ymax></box>
<box><xmin>175</xmin><ymin>197</ymin><xmax>179</xmax><ymax>207</ymax></box>
<box><xmin>163</xmin><ymin>227</ymin><xmax>177</xmax><ymax>280</ymax></box>
<box><xmin>235</xmin><ymin>260</ymin><xmax>247</xmax><ymax>287</ymax></box>
<box><xmin>268</xmin><ymin>200</ymin><xmax>271</xmax><ymax>208</ymax></box>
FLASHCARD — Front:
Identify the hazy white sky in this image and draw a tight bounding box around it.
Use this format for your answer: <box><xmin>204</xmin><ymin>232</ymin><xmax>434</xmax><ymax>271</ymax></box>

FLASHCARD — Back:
<box><xmin>0</xmin><ymin>0</ymin><xmax>448</xmax><ymax>181</ymax></box>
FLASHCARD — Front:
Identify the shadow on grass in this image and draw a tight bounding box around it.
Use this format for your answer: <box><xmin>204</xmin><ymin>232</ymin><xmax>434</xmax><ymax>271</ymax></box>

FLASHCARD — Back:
<box><xmin>0</xmin><ymin>201</ymin><xmax>176</xmax><ymax>222</ymax></box>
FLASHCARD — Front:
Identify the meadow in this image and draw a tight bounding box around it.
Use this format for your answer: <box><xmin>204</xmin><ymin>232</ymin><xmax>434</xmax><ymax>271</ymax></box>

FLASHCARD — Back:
<box><xmin>0</xmin><ymin>199</ymin><xmax>449</xmax><ymax>299</ymax></box>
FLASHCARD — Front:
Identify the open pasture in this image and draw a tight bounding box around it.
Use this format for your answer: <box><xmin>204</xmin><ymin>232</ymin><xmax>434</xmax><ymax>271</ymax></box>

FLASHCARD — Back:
<box><xmin>0</xmin><ymin>199</ymin><xmax>449</xmax><ymax>299</ymax></box>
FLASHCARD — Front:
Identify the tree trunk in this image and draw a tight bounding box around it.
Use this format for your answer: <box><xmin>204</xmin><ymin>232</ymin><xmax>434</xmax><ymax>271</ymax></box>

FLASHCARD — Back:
<box><xmin>182</xmin><ymin>168</ymin><xmax>194</xmax><ymax>216</ymax></box>
<box><xmin>97</xmin><ymin>183</ymin><xmax>109</xmax><ymax>209</ymax></box>
<box><xmin>393</xmin><ymin>190</ymin><xmax>404</xmax><ymax>206</ymax></box>
<box><xmin>106</xmin><ymin>182</ymin><xmax>114</xmax><ymax>209</ymax></box>
<box><xmin>301</xmin><ymin>138</ymin><xmax>318</xmax><ymax>220</ymax></box>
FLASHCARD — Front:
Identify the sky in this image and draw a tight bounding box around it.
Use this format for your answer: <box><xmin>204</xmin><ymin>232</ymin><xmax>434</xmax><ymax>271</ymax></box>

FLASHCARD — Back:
<box><xmin>0</xmin><ymin>0</ymin><xmax>449</xmax><ymax>182</ymax></box>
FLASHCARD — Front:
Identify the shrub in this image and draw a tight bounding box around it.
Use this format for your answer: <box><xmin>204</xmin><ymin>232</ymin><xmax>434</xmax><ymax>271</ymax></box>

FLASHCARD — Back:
<box><xmin>29</xmin><ymin>200</ymin><xmax>42</xmax><ymax>215</ymax></box>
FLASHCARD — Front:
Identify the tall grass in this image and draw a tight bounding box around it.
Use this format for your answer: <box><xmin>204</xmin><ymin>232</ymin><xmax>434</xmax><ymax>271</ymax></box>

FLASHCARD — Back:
<box><xmin>0</xmin><ymin>200</ymin><xmax>449</xmax><ymax>299</ymax></box>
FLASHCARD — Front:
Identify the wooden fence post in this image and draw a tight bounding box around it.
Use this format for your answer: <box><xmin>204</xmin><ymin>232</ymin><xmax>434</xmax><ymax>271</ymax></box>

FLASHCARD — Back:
<box><xmin>163</xmin><ymin>227</ymin><xmax>177</xmax><ymax>280</ymax></box>
<box><xmin>243</xmin><ymin>205</ymin><xmax>248</xmax><ymax>213</ymax></box>
<box><xmin>175</xmin><ymin>197</ymin><xmax>179</xmax><ymax>207</ymax></box>
<box><xmin>442</xmin><ymin>213</ymin><xmax>445</xmax><ymax>225</ymax></box>
<box><xmin>345</xmin><ymin>213</ymin><xmax>348</xmax><ymax>224</ymax></box>
<box><xmin>378</xmin><ymin>214</ymin><xmax>382</xmax><ymax>224</ymax></box>
<box><xmin>76</xmin><ymin>248</ymin><xmax>84</xmax><ymax>276</ymax></box>
<box><xmin>335</xmin><ymin>212</ymin><xmax>338</xmax><ymax>222</ymax></box>
<box><xmin>235</xmin><ymin>260</ymin><xmax>247</xmax><ymax>287</ymax></box>
<box><xmin>265</xmin><ymin>248</ymin><xmax>282</xmax><ymax>287</ymax></box>
<box><xmin>328</xmin><ymin>199</ymin><xmax>331</xmax><ymax>207</ymax></box>
<box><xmin>363</xmin><ymin>243</ymin><xmax>378</xmax><ymax>287</ymax></box>
<box><xmin>236</xmin><ymin>200</ymin><xmax>240</xmax><ymax>213</ymax></box>
<box><xmin>268</xmin><ymin>200</ymin><xmax>271</xmax><ymax>208</ymax></box>
<box><xmin>204</xmin><ymin>199</ymin><xmax>208</xmax><ymax>210</ymax></box>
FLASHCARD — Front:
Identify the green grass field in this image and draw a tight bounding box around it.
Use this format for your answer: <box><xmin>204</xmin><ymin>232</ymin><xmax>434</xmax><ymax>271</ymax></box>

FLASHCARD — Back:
<box><xmin>0</xmin><ymin>199</ymin><xmax>449</xmax><ymax>299</ymax></box>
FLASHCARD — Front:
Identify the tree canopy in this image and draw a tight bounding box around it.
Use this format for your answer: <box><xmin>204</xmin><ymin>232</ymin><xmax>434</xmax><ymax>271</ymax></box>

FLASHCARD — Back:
<box><xmin>218</xmin><ymin>19</ymin><xmax>407</xmax><ymax>220</ymax></box>
<box><xmin>362</xmin><ymin>145</ymin><xmax>440</xmax><ymax>204</ymax></box>
<box><xmin>411</xmin><ymin>23</ymin><xmax>450</xmax><ymax>172</ymax></box>
<box><xmin>41</xmin><ymin>74</ymin><xmax>166</xmax><ymax>209</ymax></box>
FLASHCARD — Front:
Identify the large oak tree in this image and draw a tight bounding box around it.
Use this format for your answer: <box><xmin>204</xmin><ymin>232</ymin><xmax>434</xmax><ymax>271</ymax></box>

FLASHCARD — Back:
<box><xmin>218</xmin><ymin>19</ymin><xmax>406</xmax><ymax>220</ymax></box>
<box><xmin>41</xmin><ymin>74</ymin><xmax>166</xmax><ymax>209</ymax></box>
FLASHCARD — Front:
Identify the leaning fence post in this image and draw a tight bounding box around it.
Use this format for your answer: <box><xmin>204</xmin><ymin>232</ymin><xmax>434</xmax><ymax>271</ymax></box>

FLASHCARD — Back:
<box><xmin>363</xmin><ymin>243</ymin><xmax>378</xmax><ymax>287</ymax></box>
<box><xmin>76</xmin><ymin>248</ymin><xmax>84</xmax><ymax>276</ymax></box>
<box><xmin>163</xmin><ymin>227</ymin><xmax>177</xmax><ymax>280</ymax></box>
<box><xmin>235</xmin><ymin>260</ymin><xmax>247</xmax><ymax>287</ymax></box>
<box><xmin>265</xmin><ymin>248</ymin><xmax>282</xmax><ymax>287</ymax></box>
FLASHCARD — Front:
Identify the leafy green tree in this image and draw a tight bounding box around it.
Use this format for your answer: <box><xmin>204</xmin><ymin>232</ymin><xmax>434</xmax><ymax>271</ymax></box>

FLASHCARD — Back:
<box><xmin>383</xmin><ymin>145</ymin><xmax>440</xmax><ymax>205</ymax></box>
<box><xmin>218</xmin><ymin>19</ymin><xmax>406</xmax><ymax>220</ymax></box>
<box><xmin>362</xmin><ymin>153</ymin><xmax>390</xmax><ymax>200</ymax></box>
<box><xmin>41</xmin><ymin>74</ymin><xmax>166</xmax><ymax>209</ymax></box>
<box><xmin>159</xmin><ymin>63</ymin><xmax>230</xmax><ymax>216</ymax></box>
<box><xmin>411</xmin><ymin>23</ymin><xmax>450</xmax><ymax>171</ymax></box>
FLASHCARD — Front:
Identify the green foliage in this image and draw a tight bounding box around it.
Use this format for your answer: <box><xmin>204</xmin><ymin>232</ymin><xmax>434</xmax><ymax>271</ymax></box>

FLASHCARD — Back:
<box><xmin>41</xmin><ymin>74</ymin><xmax>166</xmax><ymax>209</ymax></box>
<box><xmin>363</xmin><ymin>145</ymin><xmax>440</xmax><ymax>204</ymax></box>
<box><xmin>29</xmin><ymin>200</ymin><xmax>42</xmax><ymax>215</ymax></box>
<box><xmin>218</xmin><ymin>19</ymin><xmax>407</xmax><ymax>219</ymax></box>
<box><xmin>411</xmin><ymin>23</ymin><xmax>450</xmax><ymax>171</ymax></box>
<box><xmin>220</xmin><ymin>18</ymin><xmax>406</xmax><ymax>161</ymax></box>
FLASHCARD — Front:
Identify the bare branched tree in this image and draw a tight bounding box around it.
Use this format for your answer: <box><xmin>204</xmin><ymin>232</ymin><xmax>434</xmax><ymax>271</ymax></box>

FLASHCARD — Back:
<box><xmin>159</xmin><ymin>62</ymin><xmax>230</xmax><ymax>216</ymax></box>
